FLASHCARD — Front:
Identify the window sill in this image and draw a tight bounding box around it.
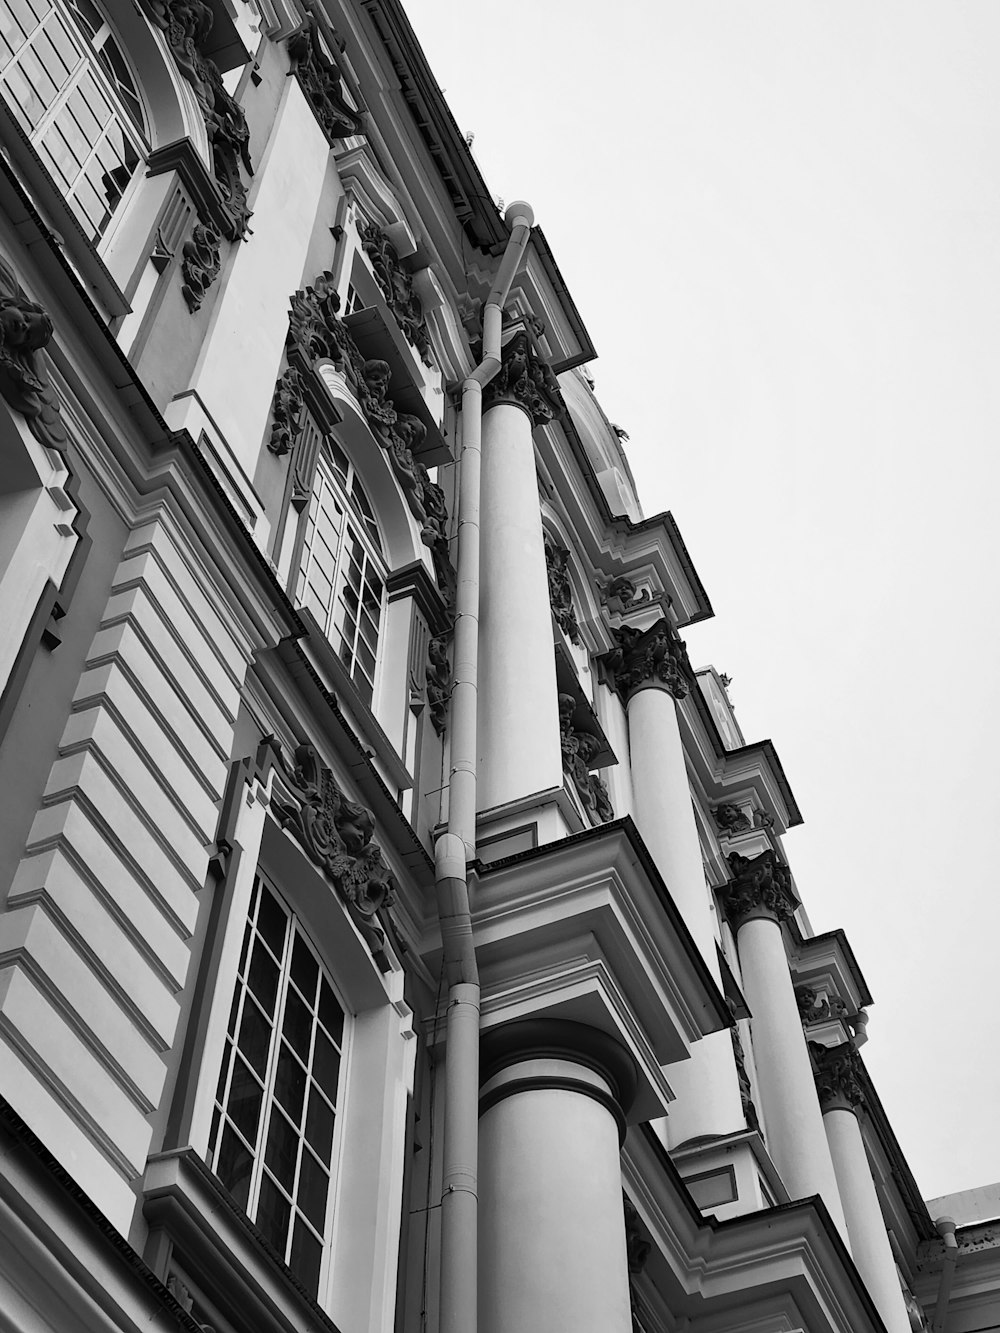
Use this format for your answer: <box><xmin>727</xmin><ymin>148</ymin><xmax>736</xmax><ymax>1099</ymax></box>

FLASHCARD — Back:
<box><xmin>0</xmin><ymin>103</ymin><xmax>130</xmax><ymax>319</ymax></box>
<box><xmin>144</xmin><ymin>1147</ymin><xmax>345</xmax><ymax>1333</ymax></box>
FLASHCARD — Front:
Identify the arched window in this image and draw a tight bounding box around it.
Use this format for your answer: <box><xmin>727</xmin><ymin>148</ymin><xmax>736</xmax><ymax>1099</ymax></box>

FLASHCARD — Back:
<box><xmin>0</xmin><ymin>0</ymin><xmax>147</xmax><ymax>242</ymax></box>
<box><xmin>297</xmin><ymin>440</ymin><xmax>386</xmax><ymax>707</ymax></box>
<box><xmin>209</xmin><ymin>875</ymin><xmax>347</xmax><ymax>1299</ymax></box>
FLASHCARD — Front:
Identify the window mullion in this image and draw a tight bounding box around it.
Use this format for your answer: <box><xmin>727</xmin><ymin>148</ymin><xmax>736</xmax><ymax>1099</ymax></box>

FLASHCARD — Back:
<box><xmin>248</xmin><ymin>905</ymin><xmax>294</xmax><ymax>1222</ymax></box>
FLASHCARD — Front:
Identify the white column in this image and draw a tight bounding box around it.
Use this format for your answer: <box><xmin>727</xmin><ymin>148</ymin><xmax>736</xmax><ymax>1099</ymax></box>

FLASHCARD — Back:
<box><xmin>736</xmin><ymin>913</ymin><xmax>848</xmax><ymax>1240</ymax></box>
<box><xmin>478</xmin><ymin>1022</ymin><xmax>634</xmax><ymax>1333</ymax></box>
<box><xmin>627</xmin><ymin>683</ymin><xmax>745</xmax><ymax>1144</ymax></box>
<box><xmin>818</xmin><ymin>1053</ymin><xmax>912</xmax><ymax>1333</ymax></box>
<box><xmin>477</xmin><ymin>400</ymin><xmax>562</xmax><ymax>811</ymax></box>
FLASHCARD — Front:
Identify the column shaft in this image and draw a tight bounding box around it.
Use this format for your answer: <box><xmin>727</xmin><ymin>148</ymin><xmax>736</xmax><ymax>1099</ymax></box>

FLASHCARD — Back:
<box><xmin>627</xmin><ymin>685</ymin><xmax>744</xmax><ymax>1143</ymax></box>
<box><xmin>737</xmin><ymin>916</ymin><xmax>848</xmax><ymax>1239</ymax></box>
<box><xmin>825</xmin><ymin>1107</ymin><xmax>912</xmax><ymax>1333</ymax></box>
<box><xmin>477</xmin><ymin>401</ymin><xmax>562</xmax><ymax>811</ymax></box>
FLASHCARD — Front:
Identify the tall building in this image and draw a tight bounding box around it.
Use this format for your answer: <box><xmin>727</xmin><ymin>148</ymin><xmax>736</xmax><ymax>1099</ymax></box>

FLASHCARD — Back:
<box><xmin>0</xmin><ymin>3</ymin><xmax>992</xmax><ymax>1332</ymax></box>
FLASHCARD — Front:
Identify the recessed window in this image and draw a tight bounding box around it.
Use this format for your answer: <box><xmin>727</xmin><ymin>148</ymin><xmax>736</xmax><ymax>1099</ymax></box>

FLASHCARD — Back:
<box><xmin>209</xmin><ymin>876</ymin><xmax>347</xmax><ymax>1298</ymax></box>
<box><xmin>0</xmin><ymin>0</ymin><xmax>147</xmax><ymax>242</ymax></box>
<box><xmin>297</xmin><ymin>441</ymin><xmax>385</xmax><ymax>706</ymax></box>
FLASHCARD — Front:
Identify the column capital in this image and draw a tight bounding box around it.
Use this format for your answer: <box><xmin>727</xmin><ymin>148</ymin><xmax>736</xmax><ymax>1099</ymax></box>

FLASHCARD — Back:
<box><xmin>811</xmin><ymin>1041</ymin><xmax>866</xmax><ymax>1114</ymax></box>
<box><xmin>598</xmin><ymin>618</ymin><xmax>690</xmax><ymax>701</ymax></box>
<box><xmin>720</xmin><ymin>850</ymin><xmax>799</xmax><ymax>929</ymax></box>
<box><xmin>482</xmin><ymin>329</ymin><xmax>564</xmax><ymax>426</ymax></box>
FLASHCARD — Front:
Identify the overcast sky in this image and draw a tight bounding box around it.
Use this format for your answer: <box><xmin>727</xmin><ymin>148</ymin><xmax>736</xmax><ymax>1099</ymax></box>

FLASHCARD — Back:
<box><xmin>403</xmin><ymin>0</ymin><xmax>1000</xmax><ymax>1201</ymax></box>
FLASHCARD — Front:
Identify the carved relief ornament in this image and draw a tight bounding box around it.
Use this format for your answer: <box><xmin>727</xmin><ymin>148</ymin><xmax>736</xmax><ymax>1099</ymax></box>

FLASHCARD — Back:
<box><xmin>544</xmin><ymin>537</ymin><xmax>581</xmax><ymax>644</ymax></box>
<box><xmin>0</xmin><ymin>263</ymin><xmax>67</xmax><ymax>451</ymax></box>
<box><xmin>599</xmin><ymin>617</ymin><xmax>690</xmax><ymax>702</ymax></box>
<box><xmin>270</xmin><ymin>741</ymin><xmax>396</xmax><ymax>968</ymax></box>
<box><xmin>481</xmin><ymin>330</ymin><xmax>563</xmax><ymax>427</ymax></box>
<box><xmin>719</xmin><ymin>849</ymin><xmax>798</xmax><ymax>929</ymax></box>
<box><xmin>359</xmin><ymin>221</ymin><xmax>432</xmax><ymax>365</ymax></box>
<box><xmin>811</xmin><ymin>1041</ymin><xmax>866</xmax><ymax>1112</ymax></box>
<box><xmin>287</xmin><ymin>14</ymin><xmax>364</xmax><ymax>147</ymax></box>
<box><xmin>558</xmin><ymin>694</ymin><xmax>614</xmax><ymax>824</ymax></box>
<box><xmin>143</xmin><ymin>0</ymin><xmax>254</xmax><ymax>240</ymax></box>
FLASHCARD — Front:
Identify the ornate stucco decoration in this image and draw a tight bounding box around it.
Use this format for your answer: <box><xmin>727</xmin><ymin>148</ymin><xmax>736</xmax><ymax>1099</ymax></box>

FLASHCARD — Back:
<box><xmin>426</xmin><ymin>633</ymin><xmax>452</xmax><ymax>736</ymax></box>
<box><xmin>600</xmin><ymin>574</ymin><xmax>652</xmax><ymax>616</ymax></box>
<box><xmin>728</xmin><ymin>1001</ymin><xmax>760</xmax><ymax>1132</ymax></box>
<box><xmin>719</xmin><ymin>849</ymin><xmax>798</xmax><ymax>929</ymax></box>
<box><xmin>481</xmin><ymin>329</ymin><xmax>563</xmax><ymax>427</ymax></box>
<box><xmin>559</xmin><ymin>694</ymin><xmax>614</xmax><ymax>824</ymax></box>
<box><xmin>270</xmin><ymin>741</ymin><xmax>396</xmax><ymax>968</ymax></box>
<box><xmin>359</xmin><ymin>222</ymin><xmax>433</xmax><ymax>365</ymax></box>
<box><xmin>144</xmin><ymin>1</ymin><xmax>254</xmax><ymax>241</ymax></box>
<box><xmin>0</xmin><ymin>263</ymin><xmax>67</xmax><ymax>452</ymax></box>
<box><xmin>267</xmin><ymin>365</ymin><xmax>305</xmax><ymax>456</ymax></box>
<box><xmin>714</xmin><ymin>802</ymin><xmax>752</xmax><ymax>835</ymax></box>
<box><xmin>283</xmin><ymin>273</ymin><xmax>457</xmax><ymax>605</ymax></box>
<box><xmin>811</xmin><ymin>1041</ymin><xmax>866</xmax><ymax>1112</ymax></box>
<box><xmin>287</xmin><ymin>14</ymin><xmax>364</xmax><ymax>147</ymax></box>
<box><xmin>180</xmin><ymin>222</ymin><xmax>222</xmax><ymax>311</ymax></box>
<box><xmin>795</xmin><ymin>985</ymin><xmax>849</xmax><ymax>1027</ymax></box>
<box><xmin>599</xmin><ymin>618</ymin><xmax>690</xmax><ymax>702</ymax></box>
<box><xmin>544</xmin><ymin>537</ymin><xmax>581</xmax><ymax>645</ymax></box>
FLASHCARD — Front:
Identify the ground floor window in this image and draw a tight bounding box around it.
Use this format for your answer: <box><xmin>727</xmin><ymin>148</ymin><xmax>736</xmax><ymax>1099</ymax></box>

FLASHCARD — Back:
<box><xmin>209</xmin><ymin>875</ymin><xmax>347</xmax><ymax>1296</ymax></box>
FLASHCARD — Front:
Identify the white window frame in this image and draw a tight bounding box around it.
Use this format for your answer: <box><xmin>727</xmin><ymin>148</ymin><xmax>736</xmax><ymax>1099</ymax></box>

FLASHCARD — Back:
<box><xmin>0</xmin><ymin>0</ymin><xmax>148</xmax><ymax>244</ymax></box>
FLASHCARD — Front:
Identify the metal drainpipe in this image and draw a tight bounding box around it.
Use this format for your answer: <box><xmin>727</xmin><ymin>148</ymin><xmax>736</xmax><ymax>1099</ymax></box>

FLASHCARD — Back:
<box><xmin>434</xmin><ymin>201</ymin><xmax>534</xmax><ymax>1333</ymax></box>
<box><xmin>931</xmin><ymin>1215</ymin><xmax>958</xmax><ymax>1333</ymax></box>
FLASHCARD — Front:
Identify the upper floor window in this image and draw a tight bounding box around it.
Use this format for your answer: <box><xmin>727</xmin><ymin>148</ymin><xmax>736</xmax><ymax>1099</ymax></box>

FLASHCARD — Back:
<box><xmin>209</xmin><ymin>875</ymin><xmax>347</xmax><ymax>1299</ymax></box>
<box><xmin>297</xmin><ymin>440</ymin><xmax>385</xmax><ymax>707</ymax></box>
<box><xmin>0</xmin><ymin>0</ymin><xmax>147</xmax><ymax>242</ymax></box>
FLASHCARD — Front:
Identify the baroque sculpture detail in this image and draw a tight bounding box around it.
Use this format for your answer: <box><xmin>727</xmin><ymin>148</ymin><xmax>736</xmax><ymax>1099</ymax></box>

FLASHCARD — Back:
<box><xmin>425</xmin><ymin>633</ymin><xmax>452</xmax><ymax>736</ymax></box>
<box><xmin>0</xmin><ymin>261</ymin><xmax>67</xmax><ymax>452</ymax></box>
<box><xmin>559</xmin><ymin>693</ymin><xmax>614</xmax><ymax>824</ymax></box>
<box><xmin>287</xmin><ymin>14</ymin><xmax>364</xmax><ymax>147</ymax></box>
<box><xmin>599</xmin><ymin>617</ymin><xmax>690</xmax><ymax>702</ymax></box>
<box><xmin>180</xmin><ymin>222</ymin><xmax>222</xmax><ymax>312</ymax></box>
<box><xmin>544</xmin><ymin>537</ymin><xmax>581</xmax><ymax>644</ymax></box>
<box><xmin>267</xmin><ymin>366</ymin><xmax>305</xmax><ymax>456</ymax></box>
<box><xmin>811</xmin><ymin>1041</ymin><xmax>866</xmax><ymax>1111</ymax></box>
<box><xmin>719</xmin><ymin>849</ymin><xmax>798</xmax><ymax>928</ymax></box>
<box><xmin>359</xmin><ymin>222</ymin><xmax>433</xmax><ymax>365</ymax></box>
<box><xmin>481</xmin><ymin>329</ymin><xmax>563</xmax><ymax>427</ymax></box>
<box><xmin>714</xmin><ymin>802</ymin><xmax>752</xmax><ymax>835</ymax></box>
<box><xmin>144</xmin><ymin>1</ymin><xmax>254</xmax><ymax>241</ymax></box>
<box><xmin>729</xmin><ymin>1000</ymin><xmax>760</xmax><ymax>1133</ymax></box>
<box><xmin>270</xmin><ymin>741</ymin><xmax>396</xmax><ymax>968</ymax></box>
<box><xmin>795</xmin><ymin>985</ymin><xmax>849</xmax><ymax>1026</ymax></box>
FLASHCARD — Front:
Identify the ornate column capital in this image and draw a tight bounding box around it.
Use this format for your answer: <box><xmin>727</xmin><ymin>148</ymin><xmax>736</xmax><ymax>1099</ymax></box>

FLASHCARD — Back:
<box><xmin>598</xmin><ymin>617</ymin><xmax>690</xmax><ymax>702</ymax></box>
<box><xmin>811</xmin><ymin>1041</ymin><xmax>866</xmax><ymax>1114</ymax></box>
<box><xmin>481</xmin><ymin>329</ymin><xmax>563</xmax><ymax>427</ymax></box>
<box><xmin>720</xmin><ymin>850</ymin><xmax>798</xmax><ymax>929</ymax></box>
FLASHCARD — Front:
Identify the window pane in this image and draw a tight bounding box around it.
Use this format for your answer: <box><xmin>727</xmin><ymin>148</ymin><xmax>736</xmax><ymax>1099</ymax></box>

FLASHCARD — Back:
<box><xmin>264</xmin><ymin>1107</ymin><xmax>299</xmax><ymax>1194</ymax></box>
<box><xmin>227</xmin><ymin>1056</ymin><xmax>263</xmax><ymax>1144</ymax></box>
<box><xmin>274</xmin><ymin>1041</ymin><xmax>306</xmax><ymax>1122</ymax></box>
<box><xmin>297</xmin><ymin>1148</ymin><xmax>330</xmax><ymax>1230</ymax></box>
<box><xmin>237</xmin><ymin>995</ymin><xmax>272</xmax><ymax>1077</ymax></box>
<box><xmin>319</xmin><ymin>979</ymin><xmax>344</xmax><ymax>1045</ymax></box>
<box><xmin>304</xmin><ymin>1088</ymin><xmax>335</xmax><ymax>1162</ymax></box>
<box><xmin>290</xmin><ymin>1218</ymin><xmax>322</xmax><ymax>1295</ymax></box>
<box><xmin>247</xmin><ymin>937</ymin><xmax>279</xmax><ymax>1015</ymax></box>
<box><xmin>216</xmin><ymin>1124</ymin><xmax>253</xmax><ymax>1211</ymax></box>
<box><xmin>291</xmin><ymin>933</ymin><xmax>318</xmax><ymax>1001</ymax></box>
<box><xmin>257</xmin><ymin>1174</ymin><xmax>292</xmax><ymax>1256</ymax></box>
<box><xmin>256</xmin><ymin>886</ymin><xmax>287</xmax><ymax>956</ymax></box>
<box><xmin>313</xmin><ymin>1030</ymin><xmax>340</xmax><ymax>1102</ymax></box>
<box><xmin>282</xmin><ymin>985</ymin><xmax>312</xmax><ymax>1063</ymax></box>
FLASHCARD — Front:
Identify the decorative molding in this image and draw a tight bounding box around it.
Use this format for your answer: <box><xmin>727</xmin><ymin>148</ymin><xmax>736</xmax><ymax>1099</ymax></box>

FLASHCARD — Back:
<box><xmin>728</xmin><ymin>1002</ymin><xmax>760</xmax><ymax>1133</ymax></box>
<box><xmin>269</xmin><ymin>740</ymin><xmax>396</xmax><ymax>968</ymax></box>
<box><xmin>0</xmin><ymin>261</ymin><xmax>67</xmax><ymax>451</ymax></box>
<box><xmin>623</xmin><ymin>1195</ymin><xmax>650</xmax><ymax>1332</ymax></box>
<box><xmin>811</xmin><ymin>1041</ymin><xmax>866</xmax><ymax>1113</ymax></box>
<box><xmin>719</xmin><ymin>850</ymin><xmax>798</xmax><ymax>929</ymax></box>
<box><xmin>142</xmin><ymin>1</ymin><xmax>254</xmax><ymax>241</ymax></box>
<box><xmin>600</xmin><ymin>574</ymin><xmax>652</xmax><ymax>615</ymax></box>
<box><xmin>558</xmin><ymin>693</ymin><xmax>614</xmax><ymax>824</ymax></box>
<box><xmin>544</xmin><ymin>537</ymin><xmax>581</xmax><ymax>644</ymax></box>
<box><xmin>287</xmin><ymin>14</ymin><xmax>364</xmax><ymax>147</ymax></box>
<box><xmin>285</xmin><ymin>272</ymin><xmax>457</xmax><ymax>603</ymax></box>
<box><xmin>481</xmin><ymin>330</ymin><xmax>563</xmax><ymax>427</ymax></box>
<box><xmin>598</xmin><ymin>617</ymin><xmax>690</xmax><ymax>702</ymax></box>
<box><xmin>180</xmin><ymin>222</ymin><xmax>222</xmax><ymax>311</ymax></box>
<box><xmin>714</xmin><ymin>802</ymin><xmax>751</xmax><ymax>835</ymax></box>
<box><xmin>267</xmin><ymin>365</ymin><xmax>305</xmax><ymax>456</ymax></box>
<box><xmin>359</xmin><ymin>221</ymin><xmax>433</xmax><ymax>365</ymax></box>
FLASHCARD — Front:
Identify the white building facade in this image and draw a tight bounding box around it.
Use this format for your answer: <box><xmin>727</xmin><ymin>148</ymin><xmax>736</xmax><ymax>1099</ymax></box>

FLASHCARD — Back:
<box><xmin>0</xmin><ymin>3</ymin><xmax>978</xmax><ymax>1333</ymax></box>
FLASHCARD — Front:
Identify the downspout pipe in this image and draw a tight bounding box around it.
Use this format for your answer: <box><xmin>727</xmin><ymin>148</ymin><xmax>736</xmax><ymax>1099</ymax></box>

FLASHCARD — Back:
<box><xmin>931</xmin><ymin>1215</ymin><xmax>958</xmax><ymax>1333</ymax></box>
<box><xmin>435</xmin><ymin>202</ymin><xmax>535</xmax><ymax>1333</ymax></box>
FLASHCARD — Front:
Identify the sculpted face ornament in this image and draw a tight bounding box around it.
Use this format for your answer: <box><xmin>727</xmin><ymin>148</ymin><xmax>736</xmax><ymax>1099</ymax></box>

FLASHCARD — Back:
<box><xmin>719</xmin><ymin>849</ymin><xmax>798</xmax><ymax>928</ymax></box>
<box><xmin>599</xmin><ymin>617</ymin><xmax>690</xmax><ymax>702</ymax></box>
<box><xmin>0</xmin><ymin>269</ymin><xmax>67</xmax><ymax>451</ymax></box>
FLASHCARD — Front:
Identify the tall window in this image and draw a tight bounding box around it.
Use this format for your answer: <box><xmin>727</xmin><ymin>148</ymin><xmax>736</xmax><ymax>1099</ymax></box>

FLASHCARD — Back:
<box><xmin>0</xmin><ymin>0</ymin><xmax>147</xmax><ymax>242</ymax></box>
<box><xmin>209</xmin><ymin>876</ymin><xmax>347</xmax><ymax>1298</ymax></box>
<box><xmin>297</xmin><ymin>441</ymin><xmax>385</xmax><ymax>707</ymax></box>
